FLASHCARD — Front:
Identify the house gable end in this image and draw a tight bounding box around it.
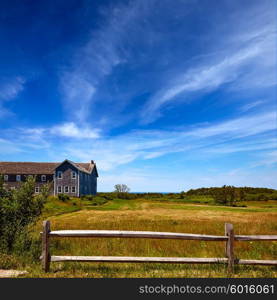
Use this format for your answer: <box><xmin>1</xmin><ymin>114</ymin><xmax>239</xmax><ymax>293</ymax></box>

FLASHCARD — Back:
<box><xmin>92</xmin><ymin>165</ymin><xmax>99</xmax><ymax>177</ymax></box>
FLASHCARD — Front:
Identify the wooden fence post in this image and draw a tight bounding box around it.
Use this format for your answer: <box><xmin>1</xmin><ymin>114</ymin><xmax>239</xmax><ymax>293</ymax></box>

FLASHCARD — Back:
<box><xmin>42</xmin><ymin>220</ymin><xmax>51</xmax><ymax>272</ymax></box>
<box><xmin>225</xmin><ymin>223</ymin><xmax>234</xmax><ymax>273</ymax></box>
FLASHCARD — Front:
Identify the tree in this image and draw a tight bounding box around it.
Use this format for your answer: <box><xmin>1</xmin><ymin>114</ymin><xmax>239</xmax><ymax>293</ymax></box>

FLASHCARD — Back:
<box><xmin>228</xmin><ymin>186</ymin><xmax>236</xmax><ymax>206</ymax></box>
<box><xmin>213</xmin><ymin>188</ymin><xmax>227</xmax><ymax>205</ymax></box>
<box><xmin>239</xmin><ymin>188</ymin><xmax>245</xmax><ymax>202</ymax></box>
<box><xmin>179</xmin><ymin>191</ymin><xmax>186</xmax><ymax>199</ymax></box>
<box><xmin>114</xmin><ymin>184</ymin><xmax>130</xmax><ymax>193</ymax></box>
<box><xmin>0</xmin><ymin>175</ymin><xmax>49</xmax><ymax>253</ymax></box>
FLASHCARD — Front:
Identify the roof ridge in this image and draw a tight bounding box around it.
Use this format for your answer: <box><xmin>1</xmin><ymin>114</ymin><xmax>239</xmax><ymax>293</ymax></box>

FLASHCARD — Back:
<box><xmin>0</xmin><ymin>160</ymin><xmax>96</xmax><ymax>175</ymax></box>
<box><xmin>0</xmin><ymin>161</ymin><xmax>59</xmax><ymax>163</ymax></box>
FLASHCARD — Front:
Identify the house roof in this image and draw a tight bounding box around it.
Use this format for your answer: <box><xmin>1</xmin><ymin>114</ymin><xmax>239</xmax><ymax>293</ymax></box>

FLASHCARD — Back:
<box><xmin>0</xmin><ymin>160</ymin><xmax>98</xmax><ymax>175</ymax></box>
<box><xmin>56</xmin><ymin>160</ymin><xmax>97</xmax><ymax>175</ymax></box>
<box><xmin>0</xmin><ymin>162</ymin><xmax>58</xmax><ymax>174</ymax></box>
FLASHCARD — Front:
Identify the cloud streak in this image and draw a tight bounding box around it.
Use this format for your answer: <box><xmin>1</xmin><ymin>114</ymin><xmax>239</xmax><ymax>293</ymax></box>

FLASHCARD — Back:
<box><xmin>0</xmin><ymin>77</ymin><xmax>25</xmax><ymax>118</ymax></box>
<box><xmin>50</xmin><ymin>122</ymin><xmax>100</xmax><ymax>139</ymax></box>
<box><xmin>2</xmin><ymin>110</ymin><xmax>275</xmax><ymax>171</ymax></box>
<box><xmin>0</xmin><ymin>77</ymin><xmax>25</xmax><ymax>101</ymax></box>
<box><xmin>141</xmin><ymin>4</ymin><xmax>276</xmax><ymax>124</ymax></box>
<box><xmin>60</xmin><ymin>1</ymin><xmax>158</xmax><ymax>122</ymax></box>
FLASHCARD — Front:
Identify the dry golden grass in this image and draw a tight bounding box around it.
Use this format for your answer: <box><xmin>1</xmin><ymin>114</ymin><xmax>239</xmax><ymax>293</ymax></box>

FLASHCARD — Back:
<box><xmin>22</xmin><ymin>200</ymin><xmax>277</xmax><ymax>278</ymax></box>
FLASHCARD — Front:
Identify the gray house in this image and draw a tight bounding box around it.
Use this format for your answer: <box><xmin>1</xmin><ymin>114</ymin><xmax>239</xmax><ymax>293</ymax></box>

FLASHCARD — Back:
<box><xmin>0</xmin><ymin>159</ymin><xmax>98</xmax><ymax>197</ymax></box>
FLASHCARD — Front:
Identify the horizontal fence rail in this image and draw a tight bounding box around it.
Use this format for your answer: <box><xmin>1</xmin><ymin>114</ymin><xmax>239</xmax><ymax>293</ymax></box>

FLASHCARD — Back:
<box><xmin>235</xmin><ymin>235</ymin><xmax>277</xmax><ymax>241</ymax></box>
<box><xmin>41</xmin><ymin>221</ymin><xmax>277</xmax><ymax>273</ymax></box>
<box><xmin>49</xmin><ymin>230</ymin><xmax>228</xmax><ymax>241</ymax></box>
<box><xmin>50</xmin><ymin>256</ymin><xmax>229</xmax><ymax>264</ymax></box>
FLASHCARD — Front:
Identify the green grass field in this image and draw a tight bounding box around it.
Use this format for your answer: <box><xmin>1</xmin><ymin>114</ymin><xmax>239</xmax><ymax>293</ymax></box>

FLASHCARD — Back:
<box><xmin>5</xmin><ymin>196</ymin><xmax>275</xmax><ymax>278</ymax></box>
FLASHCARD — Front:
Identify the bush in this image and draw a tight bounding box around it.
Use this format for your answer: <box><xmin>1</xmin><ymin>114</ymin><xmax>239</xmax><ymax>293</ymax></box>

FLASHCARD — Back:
<box><xmin>0</xmin><ymin>175</ymin><xmax>49</xmax><ymax>254</ymax></box>
<box><xmin>91</xmin><ymin>197</ymin><xmax>108</xmax><ymax>206</ymax></box>
<box><xmin>269</xmin><ymin>192</ymin><xmax>277</xmax><ymax>200</ymax></box>
<box><xmin>116</xmin><ymin>192</ymin><xmax>137</xmax><ymax>200</ymax></box>
<box><xmin>58</xmin><ymin>193</ymin><xmax>70</xmax><ymax>202</ymax></box>
<box><xmin>257</xmin><ymin>194</ymin><xmax>269</xmax><ymax>201</ymax></box>
<box><xmin>97</xmin><ymin>193</ymin><xmax>115</xmax><ymax>200</ymax></box>
<box><xmin>81</xmin><ymin>195</ymin><xmax>94</xmax><ymax>201</ymax></box>
<box><xmin>81</xmin><ymin>194</ymin><xmax>108</xmax><ymax>206</ymax></box>
<box><xmin>0</xmin><ymin>253</ymin><xmax>20</xmax><ymax>269</ymax></box>
<box><xmin>179</xmin><ymin>192</ymin><xmax>186</xmax><ymax>199</ymax></box>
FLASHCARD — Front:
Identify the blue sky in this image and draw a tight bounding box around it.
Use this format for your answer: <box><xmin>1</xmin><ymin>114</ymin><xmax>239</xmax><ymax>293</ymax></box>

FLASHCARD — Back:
<box><xmin>0</xmin><ymin>0</ymin><xmax>276</xmax><ymax>192</ymax></box>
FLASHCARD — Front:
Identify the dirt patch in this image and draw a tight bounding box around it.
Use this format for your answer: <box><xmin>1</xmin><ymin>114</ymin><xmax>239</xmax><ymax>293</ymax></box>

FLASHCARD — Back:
<box><xmin>0</xmin><ymin>270</ymin><xmax>28</xmax><ymax>278</ymax></box>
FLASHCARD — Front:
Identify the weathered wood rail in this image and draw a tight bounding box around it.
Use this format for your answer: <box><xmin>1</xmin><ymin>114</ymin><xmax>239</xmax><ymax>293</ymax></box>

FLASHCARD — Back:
<box><xmin>41</xmin><ymin>221</ymin><xmax>277</xmax><ymax>272</ymax></box>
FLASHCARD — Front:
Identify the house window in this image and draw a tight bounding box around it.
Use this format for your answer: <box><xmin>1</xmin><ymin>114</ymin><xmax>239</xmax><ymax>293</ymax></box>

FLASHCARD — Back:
<box><xmin>41</xmin><ymin>175</ymin><xmax>46</xmax><ymax>182</ymax></box>
<box><xmin>71</xmin><ymin>171</ymin><xmax>77</xmax><ymax>179</ymax></box>
<box><xmin>4</xmin><ymin>175</ymin><xmax>8</xmax><ymax>181</ymax></box>
<box><xmin>64</xmin><ymin>186</ymin><xmax>69</xmax><ymax>193</ymax></box>
<box><xmin>57</xmin><ymin>186</ymin><xmax>62</xmax><ymax>193</ymax></box>
<box><xmin>16</xmin><ymin>175</ymin><xmax>21</xmax><ymax>182</ymax></box>
<box><xmin>57</xmin><ymin>171</ymin><xmax>63</xmax><ymax>179</ymax></box>
<box><xmin>35</xmin><ymin>187</ymin><xmax>40</xmax><ymax>193</ymax></box>
<box><xmin>71</xmin><ymin>186</ymin><xmax>76</xmax><ymax>193</ymax></box>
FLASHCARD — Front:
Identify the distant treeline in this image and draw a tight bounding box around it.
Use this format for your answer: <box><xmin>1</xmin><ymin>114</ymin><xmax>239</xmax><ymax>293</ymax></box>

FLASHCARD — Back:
<box><xmin>185</xmin><ymin>186</ymin><xmax>276</xmax><ymax>196</ymax></box>
<box><xmin>184</xmin><ymin>186</ymin><xmax>277</xmax><ymax>204</ymax></box>
<box><xmin>97</xmin><ymin>192</ymin><xmax>167</xmax><ymax>200</ymax></box>
<box><xmin>97</xmin><ymin>186</ymin><xmax>277</xmax><ymax>203</ymax></box>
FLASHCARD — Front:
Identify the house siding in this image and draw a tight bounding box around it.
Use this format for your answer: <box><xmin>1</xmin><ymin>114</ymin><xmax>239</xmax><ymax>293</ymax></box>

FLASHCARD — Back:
<box><xmin>1</xmin><ymin>160</ymin><xmax>98</xmax><ymax>197</ymax></box>
<box><xmin>54</xmin><ymin>161</ymin><xmax>79</xmax><ymax>197</ymax></box>
<box><xmin>2</xmin><ymin>174</ymin><xmax>53</xmax><ymax>182</ymax></box>
<box><xmin>3</xmin><ymin>174</ymin><xmax>54</xmax><ymax>194</ymax></box>
<box><xmin>79</xmin><ymin>168</ymin><xmax>97</xmax><ymax>196</ymax></box>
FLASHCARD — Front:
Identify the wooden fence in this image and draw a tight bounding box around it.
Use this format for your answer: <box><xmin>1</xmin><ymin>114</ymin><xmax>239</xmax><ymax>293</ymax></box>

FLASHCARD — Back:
<box><xmin>41</xmin><ymin>220</ymin><xmax>277</xmax><ymax>272</ymax></box>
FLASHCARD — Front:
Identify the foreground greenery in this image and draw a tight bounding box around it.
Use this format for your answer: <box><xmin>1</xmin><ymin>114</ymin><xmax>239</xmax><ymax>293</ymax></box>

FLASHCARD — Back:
<box><xmin>0</xmin><ymin>176</ymin><xmax>49</xmax><ymax>254</ymax></box>
<box><xmin>0</xmin><ymin>189</ymin><xmax>276</xmax><ymax>278</ymax></box>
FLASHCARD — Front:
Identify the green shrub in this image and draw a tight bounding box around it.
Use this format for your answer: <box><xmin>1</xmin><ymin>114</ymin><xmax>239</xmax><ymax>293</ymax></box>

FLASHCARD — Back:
<box><xmin>97</xmin><ymin>193</ymin><xmax>115</xmax><ymax>200</ymax></box>
<box><xmin>81</xmin><ymin>194</ymin><xmax>108</xmax><ymax>206</ymax></box>
<box><xmin>116</xmin><ymin>192</ymin><xmax>137</xmax><ymax>200</ymax></box>
<box><xmin>58</xmin><ymin>193</ymin><xmax>70</xmax><ymax>202</ymax></box>
<box><xmin>257</xmin><ymin>194</ymin><xmax>269</xmax><ymax>201</ymax></box>
<box><xmin>269</xmin><ymin>192</ymin><xmax>277</xmax><ymax>200</ymax></box>
<box><xmin>82</xmin><ymin>195</ymin><xmax>94</xmax><ymax>201</ymax></box>
<box><xmin>0</xmin><ymin>175</ymin><xmax>49</xmax><ymax>254</ymax></box>
<box><xmin>0</xmin><ymin>253</ymin><xmax>20</xmax><ymax>269</ymax></box>
<box><xmin>179</xmin><ymin>192</ymin><xmax>186</xmax><ymax>199</ymax></box>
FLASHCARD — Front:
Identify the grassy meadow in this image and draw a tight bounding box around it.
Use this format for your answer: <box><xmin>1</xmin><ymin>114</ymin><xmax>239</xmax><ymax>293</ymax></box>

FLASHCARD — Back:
<box><xmin>4</xmin><ymin>194</ymin><xmax>276</xmax><ymax>278</ymax></box>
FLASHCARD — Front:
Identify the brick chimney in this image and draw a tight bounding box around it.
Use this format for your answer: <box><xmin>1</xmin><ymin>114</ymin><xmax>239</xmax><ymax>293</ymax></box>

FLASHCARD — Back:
<box><xmin>91</xmin><ymin>160</ymin><xmax>94</xmax><ymax>164</ymax></box>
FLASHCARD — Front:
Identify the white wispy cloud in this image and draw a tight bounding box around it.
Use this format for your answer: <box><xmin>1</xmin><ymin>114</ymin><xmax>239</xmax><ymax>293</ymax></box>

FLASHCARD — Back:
<box><xmin>65</xmin><ymin>111</ymin><xmax>276</xmax><ymax>170</ymax></box>
<box><xmin>1</xmin><ymin>110</ymin><xmax>276</xmax><ymax>191</ymax></box>
<box><xmin>0</xmin><ymin>122</ymin><xmax>100</xmax><ymax>157</ymax></box>
<box><xmin>0</xmin><ymin>138</ymin><xmax>22</xmax><ymax>154</ymax></box>
<box><xmin>240</xmin><ymin>100</ymin><xmax>264</xmax><ymax>112</ymax></box>
<box><xmin>50</xmin><ymin>122</ymin><xmax>100</xmax><ymax>139</ymax></box>
<box><xmin>19</xmin><ymin>122</ymin><xmax>100</xmax><ymax>140</ymax></box>
<box><xmin>0</xmin><ymin>77</ymin><xmax>25</xmax><ymax>101</ymax></box>
<box><xmin>141</xmin><ymin>5</ymin><xmax>277</xmax><ymax>124</ymax></box>
<box><xmin>253</xmin><ymin>150</ymin><xmax>277</xmax><ymax>167</ymax></box>
<box><xmin>60</xmin><ymin>1</ymin><xmax>156</xmax><ymax>122</ymax></box>
<box><xmin>185</xmin><ymin>112</ymin><xmax>276</xmax><ymax>139</ymax></box>
<box><xmin>1</xmin><ymin>110</ymin><xmax>275</xmax><ymax>170</ymax></box>
<box><xmin>61</xmin><ymin>76</ymin><xmax>96</xmax><ymax>122</ymax></box>
<box><xmin>0</xmin><ymin>77</ymin><xmax>25</xmax><ymax>118</ymax></box>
